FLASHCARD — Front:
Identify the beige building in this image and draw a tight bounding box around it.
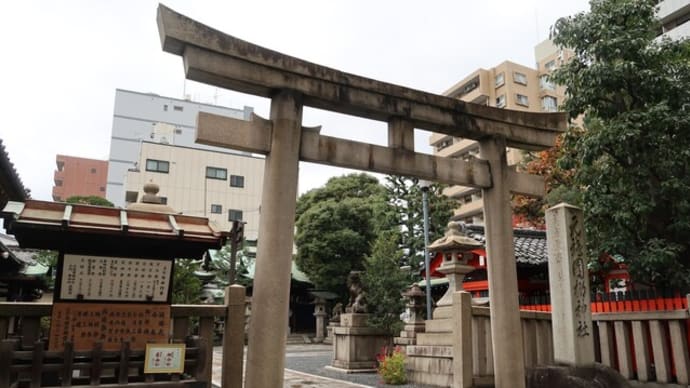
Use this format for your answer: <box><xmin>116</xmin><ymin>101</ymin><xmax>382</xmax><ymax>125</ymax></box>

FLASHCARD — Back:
<box><xmin>124</xmin><ymin>141</ymin><xmax>264</xmax><ymax>239</ymax></box>
<box><xmin>430</xmin><ymin>39</ymin><xmax>570</xmax><ymax>224</ymax></box>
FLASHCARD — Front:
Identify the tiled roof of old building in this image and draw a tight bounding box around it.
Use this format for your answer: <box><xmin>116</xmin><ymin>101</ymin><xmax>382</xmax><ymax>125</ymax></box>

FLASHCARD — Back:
<box><xmin>0</xmin><ymin>139</ymin><xmax>29</xmax><ymax>208</ymax></box>
<box><xmin>465</xmin><ymin>224</ymin><xmax>547</xmax><ymax>266</ymax></box>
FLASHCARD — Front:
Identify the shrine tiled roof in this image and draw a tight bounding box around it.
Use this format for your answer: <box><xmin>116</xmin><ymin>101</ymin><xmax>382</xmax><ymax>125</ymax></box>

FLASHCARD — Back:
<box><xmin>1</xmin><ymin>200</ymin><xmax>229</xmax><ymax>259</ymax></box>
<box><xmin>0</xmin><ymin>139</ymin><xmax>29</xmax><ymax>208</ymax></box>
<box><xmin>465</xmin><ymin>224</ymin><xmax>547</xmax><ymax>266</ymax></box>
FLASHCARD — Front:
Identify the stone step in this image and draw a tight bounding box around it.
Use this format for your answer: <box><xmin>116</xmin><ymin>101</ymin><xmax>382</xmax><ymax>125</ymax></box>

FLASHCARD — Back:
<box><xmin>416</xmin><ymin>332</ymin><xmax>453</xmax><ymax>346</ymax></box>
<box><xmin>406</xmin><ymin>345</ymin><xmax>453</xmax><ymax>358</ymax></box>
<box><xmin>286</xmin><ymin>334</ymin><xmax>312</xmax><ymax>344</ymax></box>
<box><xmin>405</xmin><ymin>354</ymin><xmax>452</xmax><ymax>374</ymax></box>
<box><xmin>425</xmin><ymin>318</ymin><xmax>453</xmax><ymax>333</ymax></box>
<box><xmin>407</xmin><ymin>369</ymin><xmax>453</xmax><ymax>387</ymax></box>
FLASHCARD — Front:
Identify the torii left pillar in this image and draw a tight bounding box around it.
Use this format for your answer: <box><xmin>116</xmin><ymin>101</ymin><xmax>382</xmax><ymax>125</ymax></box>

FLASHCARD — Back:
<box><xmin>245</xmin><ymin>90</ymin><xmax>303</xmax><ymax>388</ymax></box>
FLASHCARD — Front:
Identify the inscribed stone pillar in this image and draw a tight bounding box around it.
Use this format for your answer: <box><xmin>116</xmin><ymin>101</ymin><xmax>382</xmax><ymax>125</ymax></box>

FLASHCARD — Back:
<box><xmin>479</xmin><ymin>136</ymin><xmax>525</xmax><ymax>388</ymax></box>
<box><xmin>245</xmin><ymin>91</ymin><xmax>303</xmax><ymax>388</ymax></box>
<box><xmin>545</xmin><ymin>203</ymin><xmax>595</xmax><ymax>366</ymax></box>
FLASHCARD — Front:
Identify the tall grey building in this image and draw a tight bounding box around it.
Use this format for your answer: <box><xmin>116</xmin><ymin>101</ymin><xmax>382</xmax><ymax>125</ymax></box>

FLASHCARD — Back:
<box><xmin>106</xmin><ymin>89</ymin><xmax>253</xmax><ymax>207</ymax></box>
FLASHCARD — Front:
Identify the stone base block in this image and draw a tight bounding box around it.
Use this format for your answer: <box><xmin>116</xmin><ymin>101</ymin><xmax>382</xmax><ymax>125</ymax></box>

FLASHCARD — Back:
<box><xmin>332</xmin><ymin>320</ymin><xmax>390</xmax><ymax>373</ymax></box>
<box><xmin>340</xmin><ymin>313</ymin><xmax>369</xmax><ymax>327</ymax></box>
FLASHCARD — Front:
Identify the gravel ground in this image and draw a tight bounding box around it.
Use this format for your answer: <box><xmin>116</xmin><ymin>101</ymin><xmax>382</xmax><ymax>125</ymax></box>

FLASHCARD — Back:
<box><xmin>284</xmin><ymin>344</ymin><xmax>434</xmax><ymax>388</ymax></box>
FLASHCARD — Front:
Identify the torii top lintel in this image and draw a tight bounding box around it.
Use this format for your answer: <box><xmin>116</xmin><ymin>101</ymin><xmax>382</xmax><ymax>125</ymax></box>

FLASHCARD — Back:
<box><xmin>157</xmin><ymin>4</ymin><xmax>566</xmax><ymax>151</ymax></box>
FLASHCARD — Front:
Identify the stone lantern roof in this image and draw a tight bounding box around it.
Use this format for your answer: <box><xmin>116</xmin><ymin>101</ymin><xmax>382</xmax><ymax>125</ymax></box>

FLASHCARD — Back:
<box><xmin>428</xmin><ymin>222</ymin><xmax>482</xmax><ymax>253</ymax></box>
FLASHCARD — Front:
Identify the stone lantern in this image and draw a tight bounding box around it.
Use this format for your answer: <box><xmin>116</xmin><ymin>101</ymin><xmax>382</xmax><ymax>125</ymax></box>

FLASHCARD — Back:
<box><xmin>428</xmin><ymin>222</ymin><xmax>482</xmax><ymax>309</ymax></box>
<box><xmin>394</xmin><ymin>284</ymin><xmax>426</xmax><ymax>346</ymax></box>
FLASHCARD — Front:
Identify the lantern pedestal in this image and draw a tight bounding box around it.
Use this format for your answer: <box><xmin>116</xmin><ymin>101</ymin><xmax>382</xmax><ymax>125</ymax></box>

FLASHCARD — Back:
<box><xmin>328</xmin><ymin>313</ymin><xmax>390</xmax><ymax>373</ymax></box>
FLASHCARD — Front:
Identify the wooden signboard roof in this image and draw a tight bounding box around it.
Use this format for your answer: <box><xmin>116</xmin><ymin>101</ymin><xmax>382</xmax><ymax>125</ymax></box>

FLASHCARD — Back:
<box><xmin>2</xmin><ymin>200</ymin><xmax>229</xmax><ymax>259</ymax></box>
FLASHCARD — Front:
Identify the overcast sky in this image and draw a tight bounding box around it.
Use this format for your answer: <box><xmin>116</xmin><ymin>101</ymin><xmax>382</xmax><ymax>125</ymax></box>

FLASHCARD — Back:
<box><xmin>0</xmin><ymin>0</ymin><xmax>589</xmax><ymax>202</ymax></box>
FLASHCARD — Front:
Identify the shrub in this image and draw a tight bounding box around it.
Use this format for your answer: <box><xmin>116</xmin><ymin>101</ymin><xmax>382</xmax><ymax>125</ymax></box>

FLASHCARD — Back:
<box><xmin>376</xmin><ymin>346</ymin><xmax>407</xmax><ymax>385</ymax></box>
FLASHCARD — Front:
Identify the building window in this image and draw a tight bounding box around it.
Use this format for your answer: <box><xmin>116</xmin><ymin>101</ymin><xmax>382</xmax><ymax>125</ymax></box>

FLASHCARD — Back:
<box><xmin>454</xmin><ymin>76</ymin><xmax>480</xmax><ymax>98</ymax></box>
<box><xmin>230</xmin><ymin>175</ymin><xmax>245</xmax><ymax>188</ymax></box>
<box><xmin>516</xmin><ymin>94</ymin><xmax>529</xmax><ymax>107</ymax></box>
<box><xmin>125</xmin><ymin>191</ymin><xmax>138</xmax><ymax>203</ymax></box>
<box><xmin>211</xmin><ymin>204</ymin><xmax>222</xmax><ymax>214</ymax></box>
<box><xmin>99</xmin><ymin>186</ymin><xmax>105</xmax><ymax>192</ymax></box>
<box><xmin>146</xmin><ymin>159</ymin><xmax>170</xmax><ymax>173</ymax></box>
<box><xmin>160</xmin><ymin>196</ymin><xmax>168</xmax><ymax>205</ymax></box>
<box><xmin>539</xmin><ymin>75</ymin><xmax>555</xmax><ymax>90</ymax></box>
<box><xmin>228</xmin><ymin>209</ymin><xmax>243</xmax><ymax>221</ymax></box>
<box><xmin>206</xmin><ymin>166</ymin><xmax>227</xmax><ymax>180</ymax></box>
<box><xmin>173</xmin><ymin>105</ymin><xmax>184</xmax><ymax>111</ymax></box>
<box><xmin>513</xmin><ymin>72</ymin><xmax>528</xmax><ymax>85</ymax></box>
<box><xmin>90</xmin><ymin>168</ymin><xmax>97</xmax><ymax>174</ymax></box>
<box><xmin>495</xmin><ymin>73</ymin><xmax>505</xmax><ymax>87</ymax></box>
<box><xmin>544</xmin><ymin>60</ymin><xmax>556</xmax><ymax>71</ymax></box>
<box><xmin>55</xmin><ymin>180</ymin><xmax>63</xmax><ymax>187</ymax></box>
<box><xmin>541</xmin><ymin>96</ymin><xmax>558</xmax><ymax>112</ymax></box>
<box><xmin>174</xmin><ymin>128</ymin><xmax>182</xmax><ymax>134</ymax></box>
<box><xmin>163</xmin><ymin>104</ymin><xmax>168</xmax><ymax>111</ymax></box>
<box><xmin>436</xmin><ymin>138</ymin><xmax>453</xmax><ymax>152</ymax></box>
<box><xmin>496</xmin><ymin>95</ymin><xmax>506</xmax><ymax>108</ymax></box>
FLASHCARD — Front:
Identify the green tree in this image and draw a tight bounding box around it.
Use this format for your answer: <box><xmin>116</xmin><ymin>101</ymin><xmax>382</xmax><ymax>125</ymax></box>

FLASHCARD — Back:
<box><xmin>551</xmin><ymin>0</ymin><xmax>690</xmax><ymax>289</ymax></box>
<box><xmin>295</xmin><ymin>174</ymin><xmax>391</xmax><ymax>298</ymax></box>
<box><xmin>34</xmin><ymin>250</ymin><xmax>58</xmax><ymax>290</ymax></box>
<box><xmin>172</xmin><ymin>259</ymin><xmax>203</xmax><ymax>304</ymax></box>
<box><xmin>362</xmin><ymin>231</ymin><xmax>409</xmax><ymax>335</ymax></box>
<box><xmin>65</xmin><ymin>195</ymin><xmax>114</xmax><ymax>207</ymax></box>
<box><xmin>385</xmin><ymin>176</ymin><xmax>455</xmax><ymax>274</ymax></box>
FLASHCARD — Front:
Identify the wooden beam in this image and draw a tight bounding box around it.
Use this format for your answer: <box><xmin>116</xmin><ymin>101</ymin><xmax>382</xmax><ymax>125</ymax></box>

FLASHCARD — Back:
<box><xmin>158</xmin><ymin>5</ymin><xmax>566</xmax><ymax>151</ymax></box>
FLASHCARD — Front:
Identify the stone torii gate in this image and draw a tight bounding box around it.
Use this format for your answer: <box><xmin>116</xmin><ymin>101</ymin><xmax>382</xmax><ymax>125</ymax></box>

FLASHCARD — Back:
<box><xmin>157</xmin><ymin>5</ymin><xmax>566</xmax><ymax>388</ymax></box>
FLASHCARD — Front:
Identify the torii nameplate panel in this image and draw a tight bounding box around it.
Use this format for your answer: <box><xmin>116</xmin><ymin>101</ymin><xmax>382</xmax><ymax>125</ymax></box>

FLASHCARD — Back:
<box><xmin>157</xmin><ymin>4</ymin><xmax>566</xmax><ymax>151</ymax></box>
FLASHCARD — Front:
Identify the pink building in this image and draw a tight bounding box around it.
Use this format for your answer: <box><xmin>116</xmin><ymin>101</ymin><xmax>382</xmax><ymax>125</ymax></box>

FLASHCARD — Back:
<box><xmin>52</xmin><ymin>155</ymin><xmax>108</xmax><ymax>202</ymax></box>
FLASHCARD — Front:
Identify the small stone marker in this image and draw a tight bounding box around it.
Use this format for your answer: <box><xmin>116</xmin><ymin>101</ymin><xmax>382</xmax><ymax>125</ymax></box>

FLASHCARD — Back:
<box><xmin>546</xmin><ymin>203</ymin><xmax>595</xmax><ymax>366</ymax></box>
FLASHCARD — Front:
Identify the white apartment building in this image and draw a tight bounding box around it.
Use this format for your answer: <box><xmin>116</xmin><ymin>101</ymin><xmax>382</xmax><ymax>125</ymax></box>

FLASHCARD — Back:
<box><xmin>106</xmin><ymin>89</ymin><xmax>254</xmax><ymax>207</ymax></box>
<box><xmin>124</xmin><ymin>141</ymin><xmax>264</xmax><ymax>239</ymax></box>
<box><xmin>430</xmin><ymin>39</ymin><xmax>569</xmax><ymax>225</ymax></box>
<box><xmin>658</xmin><ymin>0</ymin><xmax>690</xmax><ymax>40</ymax></box>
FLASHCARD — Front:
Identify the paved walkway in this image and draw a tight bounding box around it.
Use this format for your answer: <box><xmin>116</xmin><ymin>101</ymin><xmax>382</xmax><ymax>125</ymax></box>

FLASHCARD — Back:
<box><xmin>211</xmin><ymin>344</ymin><xmax>427</xmax><ymax>388</ymax></box>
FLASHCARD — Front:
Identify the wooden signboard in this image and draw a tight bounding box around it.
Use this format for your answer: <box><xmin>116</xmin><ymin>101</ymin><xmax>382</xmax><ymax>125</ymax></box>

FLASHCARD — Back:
<box><xmin>58</xmin><ymin>254</ymin><xmax>173</xmax><ymax>303</ymax></box>
<box><xmin>48</xmin><ymin>302</ymin><xmax>171</xmax><ymax>351</ymax></box>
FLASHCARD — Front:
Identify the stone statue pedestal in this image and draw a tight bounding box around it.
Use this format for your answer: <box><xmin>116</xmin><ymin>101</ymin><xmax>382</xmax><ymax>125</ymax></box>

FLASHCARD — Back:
<box><xmin>327</xmin><ymin>313</ymin><xmax>390</xmax><ymax>373</ymax></box>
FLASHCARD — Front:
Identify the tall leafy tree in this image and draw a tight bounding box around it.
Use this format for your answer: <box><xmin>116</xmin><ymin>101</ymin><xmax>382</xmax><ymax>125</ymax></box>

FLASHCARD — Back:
<box><xmin>552</xmin><ymin>0</ymin><xmax>690</xmax><ymax>289</ymax></box>
<box><xmin>295</xmin><ymin>174</ymin><xmax>392</xmax><ymax>298</ymax></box>
<box><xmin>362</xmin><ymin>231</ymin><xmax>409</xmax><ymax>335</ymax></box>
<box><xmin>385</xmin><ymin>176</ymin><xmax>455</xmax><ymax>274</ymax></box>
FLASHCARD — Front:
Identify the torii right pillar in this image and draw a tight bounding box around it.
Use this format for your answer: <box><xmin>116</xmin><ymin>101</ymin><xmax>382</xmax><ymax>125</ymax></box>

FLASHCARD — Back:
<box><xmin>480</xmin><ymin>135</ymin><xmax>526</xmax><ymax>388</ymax></box>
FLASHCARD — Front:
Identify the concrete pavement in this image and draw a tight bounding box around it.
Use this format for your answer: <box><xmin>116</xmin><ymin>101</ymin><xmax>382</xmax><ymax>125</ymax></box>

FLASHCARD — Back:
<box><xmin>212</xmin><ymin>343</ymin><xmax>428</xmax><ymax>387</ymax></box>
<box><xmin>212</xmin><ymin>344</ymin><xmax>374</xmax><ymax>388</ymax></box>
